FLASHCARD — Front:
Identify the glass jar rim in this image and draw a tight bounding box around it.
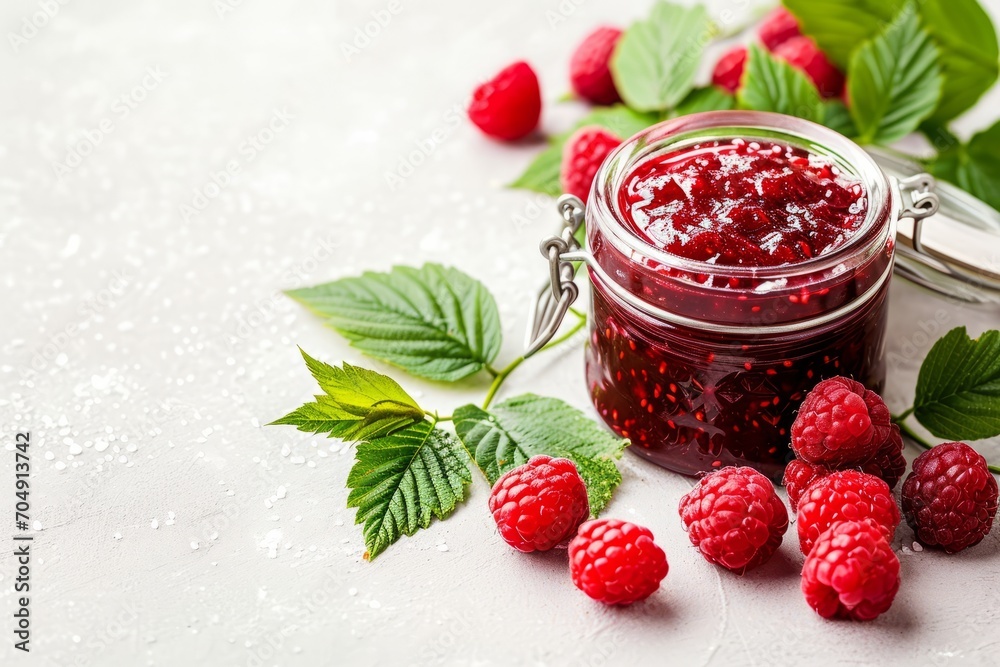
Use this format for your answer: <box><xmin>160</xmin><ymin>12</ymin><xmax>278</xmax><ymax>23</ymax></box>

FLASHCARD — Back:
<box><xmin>588</xmin><ymin>110</ymin><xmax>893</xmax><ymax>282</ymax></box>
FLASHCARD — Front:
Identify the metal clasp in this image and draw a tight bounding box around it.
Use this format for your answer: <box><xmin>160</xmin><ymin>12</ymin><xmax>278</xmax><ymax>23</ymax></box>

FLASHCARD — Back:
<box><xmin>897</xmin><ymin>173</ymin><xmax>940</xmax><ymax>254</ymax></box>
<box><xmin>524</xmin><ymin>195</ymin><xmax>586</xmax><ymax>357</ymax></box>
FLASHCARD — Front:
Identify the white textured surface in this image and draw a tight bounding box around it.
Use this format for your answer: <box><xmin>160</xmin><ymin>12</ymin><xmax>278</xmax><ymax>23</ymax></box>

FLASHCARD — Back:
<box><xmin>2</xmin><ymin>1</ymin><xmax>1000</xmax><ymax>665</ymax></box>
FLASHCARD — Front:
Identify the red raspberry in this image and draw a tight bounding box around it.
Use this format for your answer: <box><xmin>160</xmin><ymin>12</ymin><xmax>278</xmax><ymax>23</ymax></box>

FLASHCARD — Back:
<box><xmin>488</xmin><ymin>455</ymin><xmax>589</xmax><ymax>553</ymax></box>
<box><xmin>796</xmin><ymin>469</ymin><xmax>900</xmax><ymax>555</ymax></box>
<box><xmin>790</xmin><ymin>376</ymin><xmax>893</xmax><ymax>468</ymax></box>
<box><xmin>569</xmin><ymin>519</ymin><xmax>668</xmax><ymax>605</ymax></box>
<box><xmin>711</xmin><ymin>45</ymin><xmax>747</xmax><ymax>94</ymax></box>
<box><xmin>902</xmin><ymin>442</ymin><xmax>999</xmax><ymax>553</ymax></box>
<box><xmin>860</xmin><ymin>424</ymin><xmax>906</xmax><ymax>490</ymax></box>
<box><xmin>773</xmin><ymin>36</ymin><xmax>845</xmax><ymax>98</ymax></box>
<box><xmin>467</xmin><ymin>61</ymin><xmax>541</xmax><ymax>141</ymax></box>
<box><xmin>801</xmin><ymin>519</ymin><xmax>900</xmax><ymax>621</ymax></box>
<box><xmin>560</xmin><ymin>126</ymin><xmax>621</xmax><ymax>202</ymax></box>
<box><xmin>678</xmin><ymin>467</ymin><xmax>789</xmax><ymax>573</ymax></box>
<box><xmin>782</xmin><ymin>459</ymin><xmax>831</xmax><ymax>512</ymax></box>
<box><xmin>569</xmin><ymin>27</ymin><xmax>623</xmax><ymax>105</ymax></box>
<box><xmin>758</xmin><ymin>7</ymin><xmax>801</xmax><ymax>51</ymax></box>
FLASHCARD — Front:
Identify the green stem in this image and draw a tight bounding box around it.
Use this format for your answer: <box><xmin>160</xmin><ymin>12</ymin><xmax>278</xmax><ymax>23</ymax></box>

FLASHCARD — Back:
<box><xmin>894</xmin><ymin>412</ymin><xmax>1000</xmax><ymax>475</ymax></box>
<box><xmin>481</xmin><ymin>312</ymin><xmax>588</xmax><ymax>410</ymax></box>
<box><xmin>893</xmin><ymin>407</ymin><xmax>914</xmax><ymax>422</ymax></box>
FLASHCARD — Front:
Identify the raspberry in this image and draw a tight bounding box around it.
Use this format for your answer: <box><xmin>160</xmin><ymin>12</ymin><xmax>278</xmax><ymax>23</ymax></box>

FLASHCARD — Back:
<box><xmin>711</xmin><ymin>45</ymin><xmax>747</xmax><ymax>94</ymax></box>
<box><xmin>560</xmin><ymin>126</ymin><xmax>621</xmax><ymax>202</ymax></box>
<box><xmin>773</xmin><ymin>36</ymin><xmax>845</xmax><ymax>98</ymax></box>
<box><xmin>569</xmin><ymin>27</ymin><xmax>623</xmax><ymax>105</ymax></box>
<box><xmin>782</xmin><ymin>459</ymin><xmax>831</xmax><ymax>512</ymax></box>
<box><xmin>758</xmin><ymin>7</ymin><xmax>801</xmax><ymax>51</ymax></box>
<box><xmin>801</xmin><ymin>520</ymin><xmax>900</xmax><ymax>621</ymax></box>
<box><xmin>902</xmin><ymin>442</ymin><xmax>999</xmax><ymax>553</ymax></box>
<box><xmin>790</xmin><ymin>376</ymin><xmax>894</xmax><ymax>468</ymax></box>
<box><xmin>488</xmin><ymin>455</ymin><xmax>589</xmax><ymax>553</ymax></box>
<box><xmin>678</xmin><ymin>467</ymin><xmax>789</xmax><ymax>573</ymax></box>
<box><xmin>796</xmin><ymin>470</ymin><xmax>900</xmax><ymax>555</ymax></box>
<box><xmin>569</xmin><ymin>519</ymin><xmax>668</xmax><ymax>605</ymax></box>
<box><xmin>467</xmin><ymin>61</ymin><xmax>541</xmax><ymax>141</ymax></box>
<box><xmin>860</xmin><ymin>424</ymin><xmax>906</xmax><ymax>490</ymax></box>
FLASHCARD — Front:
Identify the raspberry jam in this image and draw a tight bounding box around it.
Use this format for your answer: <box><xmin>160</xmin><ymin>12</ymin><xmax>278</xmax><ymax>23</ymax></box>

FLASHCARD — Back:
<box><xmin>582</xmin><ymin>112</ymin><xmax>895</xmax><ymax>482</ymax></box>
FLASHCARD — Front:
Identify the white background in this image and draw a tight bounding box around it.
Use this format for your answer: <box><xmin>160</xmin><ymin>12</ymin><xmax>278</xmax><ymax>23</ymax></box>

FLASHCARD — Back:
<box><xmin>2</xmin><ymin>0</ymin><xmax>1000</xmax><ymax>665</ymax></box>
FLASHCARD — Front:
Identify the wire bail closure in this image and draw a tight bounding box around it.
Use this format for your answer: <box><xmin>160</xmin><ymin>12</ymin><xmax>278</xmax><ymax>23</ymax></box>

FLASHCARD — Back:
<box><xmin>524</xmin><ymin>195</ymin><xmax>585</xmax><ymax>357</ymax></box>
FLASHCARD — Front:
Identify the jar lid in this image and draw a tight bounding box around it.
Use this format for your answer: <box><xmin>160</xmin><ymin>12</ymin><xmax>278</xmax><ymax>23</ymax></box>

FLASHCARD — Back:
<box><xmin>869</xmin><ymin>148</ymin><xmax>1000</xmax><ymax>304</ymax></box>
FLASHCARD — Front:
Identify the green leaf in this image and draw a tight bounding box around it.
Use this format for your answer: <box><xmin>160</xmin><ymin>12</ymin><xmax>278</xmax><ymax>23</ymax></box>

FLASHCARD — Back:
<box><xmin>674</xmin><ymin>86</ymin><xmax>736</xmax><ymax>116</ymax></box>
<box><xmin>508</xmin><ymin>105</ymin><xmax>659</xmax><ymax>196</ymax></box>
<box><xmin>611</xmin><ymin>2</ymin><xmax>714</xmax><ymax>112</ymax></box>
<box><xmin>920</xmin><ymin>0</ymin><xmax>999</xmax><ymax>122</ymax></box>
<box><xmin>929</xmin><ymin>120</ymin><xmax>1000</xmax><ymax>212</ymax></box>
<box><xmin>269</xmin><ymin>350</ymin><xmax>425</xmax><ymax>441</ymax></box>
<box><xmin>847</xmin><ymin>4</ymin><xmax>942</xmax><ymax>145</ymax></box>
<box><xmin>914</xmin><ymin>327</ymin><xmax>1000</xmax><ymax>441</ymax></box>
<box><xmin>347</xmin><ymin>420</ymin><xmax>473</xmax><ymax>560</ymax></box>
<box><xmin>286</xmin><ymin>264</ymin><xmax>502</xmax><ymax>382</ymax></box>
<box><xmin>782</xmin><ymin>0</ymin><xmax>904</xmax><ymax>69</ymax></box>
<box><xmin>454</xmin><ymin>394</ymin><xmax>630</xmax><ymax>515</ymax></box>
<box><xmin>821</xmin><ymin>99</ymin><xmax>857</xmax><ymax>138</ymax></box>
<box><xmin>737</xmin><ymin>44</ymin><xmax>824</xmax><ymax>123</ymax></box>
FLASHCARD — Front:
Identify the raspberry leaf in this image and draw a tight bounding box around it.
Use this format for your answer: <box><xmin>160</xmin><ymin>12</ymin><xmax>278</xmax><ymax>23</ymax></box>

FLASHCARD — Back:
<box><xmin>782</xmin><ymin>0</ymin><xmax>902</xmax><ymax>69</ymax></box>
<box><xmin>847</xmin><ymin>4</ymin><xmax>942</xmax><ymax>145</ymax></box>
<box><xmin>737</xmin><ymin>44</ymin><xmax>824</xmax><ymax>124</ymax></box>
<box><xmin>348</xmin><ymin>420</ymin><xmax>473</xmax><ymax>560</ymax></box>
<box><xmin>822</xmin><ymin>100</ymin><xmax>857</xmax><ymax>138</ymax></box>
<box><xmin>928</xmin><ymin>120</ymin><xmax>1000</xmax><ymax>212</ymax></box>
<box><xmin>611</xmin><ymin>2</ymin><xmax>714</xmax><ymax>112</ymax></box>
<box><xmin>914</xmin><ymin>327</ymin><xmax>1000</xmax><ymax>441</ymax></box>
<box><xmin>286</xmin><ymin>264</ymin><xmax>501</xmax><ymax>382</ymax></box>
<box><xmin>673</xmin><ymin>86</ymin><xmax>736</xmax><ymax>116</ymax></box>
<box><xmin>509</xmin><ymin>105</ymin><xmax>658</xmax><ymax>196</ymax></box>
<box><xmin>453</xmin><ymin>394</ymin><xmax>630</xmax><ymax>515</ymax></box>
<box><xmin>919</xmin><ymin>0</ymin><xmax>999</xmax><ymax>123</ymax></box>
<box><xmin>269</xmin><ymin>350</ymin><xmax>425</xmax><ymax>442</ymax></box>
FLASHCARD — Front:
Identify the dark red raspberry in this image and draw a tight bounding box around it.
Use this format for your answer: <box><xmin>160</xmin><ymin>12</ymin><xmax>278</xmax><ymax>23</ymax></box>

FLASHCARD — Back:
<box><xmin>679</xmin><ymin>466</ymin><xmax>789</xmax><ymax>573</ymax></box>
<box><xmin>782</xmin><ymin>459</ymin><xmax>831</xmax><ymax>512</ymax></box>
<box><xmin>467</xmin><ymin>61</ymin><xmax>541</xmax><ymax>141</ymax></box>
<box><xmin>711</xmin><ymin>45</ymin><xmax>747</xmax><ymax>94</ymax></box>
<box><xmin>773</xmin><ymin>36</ymin><xmax>844</xmax><ymax>98</ymax></box>
<box><xmin>902</xmin><ymin>442</ymin><xmax>999</xmax><ymax>553</ymax></box>
<box><xmin>860</xmin><ymin>424</ymin><xmax>906</xmax><ymax>490</ymax></box>
<box><xmin>790</xmin><ymin>376</ymin><xmax>894</xmax><ymax>468</ymax></box>
<box><xmin>758</xmin><ymin>7</ymin><xmax>801</xmax><ymax>51</ymax></box>
<box><xmin>801</xmin><ymin>519</ymin><xmax>900</xmax><ymax>621</ymax></box>
<box><xmin>488</xmin><ymin>455</ymin><xmax>589</xmax><ymax>553</ymax></box>
<box><xmin>569</xmin><ymin>519</ymin><xmax>668</xmax><ymax>605</ymax></box>
<box><xmin>797</xmin><ymin>469</ymin><xmax>900</xmax><ymax>555</ymax></box>
<box><xmin>560</xmin><ymin>126</ymin><xmax>621</xmax><ymax>202</ymax></box>
<box><xmin>569</xmin><ymin>27</ymin><xmax>623</xmax><ymax>105</ymax></box>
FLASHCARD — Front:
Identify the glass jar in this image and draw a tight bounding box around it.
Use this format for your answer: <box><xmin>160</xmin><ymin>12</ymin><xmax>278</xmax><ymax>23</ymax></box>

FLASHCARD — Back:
<box><xmin>579</xmin><ymin>111</ymin><xmax>906</xmax><ymax>483</ymax></box>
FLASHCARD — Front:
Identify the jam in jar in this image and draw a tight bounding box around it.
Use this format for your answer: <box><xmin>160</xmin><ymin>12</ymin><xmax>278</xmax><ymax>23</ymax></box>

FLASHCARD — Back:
<box><xmin>581</xmin><ymin>112</ymin><xmax>896</xmax><ymax>482</ymax></box>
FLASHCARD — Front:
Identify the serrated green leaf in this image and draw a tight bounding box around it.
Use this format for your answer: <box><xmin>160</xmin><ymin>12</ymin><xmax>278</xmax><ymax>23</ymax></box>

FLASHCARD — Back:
<box><xmin>737</xmin><ymin>44</ymin><xmax>824</xmax><ymax>123</ymax></box>
<box><xmin>611</xmin><ymin>2</ymin><xmax>714</xmax><ymax>112</ymax></box>
<box><xmin>269</xmin><ymin>351</ymin><xmax>424</xmax><ymax>441</ymax></box>
<box><xmin>782</xmin><ymin>0</ymin><xmax>904</xmax><ymax>69</ymax></box>
<box><xmin>848</xmin><ymin>4</ymin><xmax>941</xmax><ymax>145</ymax></box>
<box><xmin>674</xmin><ymin>86</ymin><xmax>736</xmax><ymax>116</ymax></box>
<box><xmin>919</xmin><ymin>0</ymin><xmax>999</xmax><ymax>122</ymax></box>
<box><xmin>508</xmin><ymin>105</ymin><xmax>659</xmax><ymax>196</ymax></box>
<box><xmin>821</xmin><ymin>99</ymin><xmax>857</xmax><ymax>138</ymax></box>
<box><xmin>914</xmin><ymin>327</ymin><xmax>1000</xmax><ymax>441</ymax></box>
<box><xmin>286</xmin><ymin>264</ymin><xmax>501</xmax><ymax>382</ymax></box>
<box><xmin>929</xmin><ymin>120</ymin><xmax>1000</xmax><ymax>212</ymax></box>
<box><xmin>347</xmin><ymin>420</ymin><xmax>473</xmax><ymax>560</ymax></box>
<box><xmin>453</xmin><ymin>394</ymin><xmax>629</xmax><ymax>515</ymax></box>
